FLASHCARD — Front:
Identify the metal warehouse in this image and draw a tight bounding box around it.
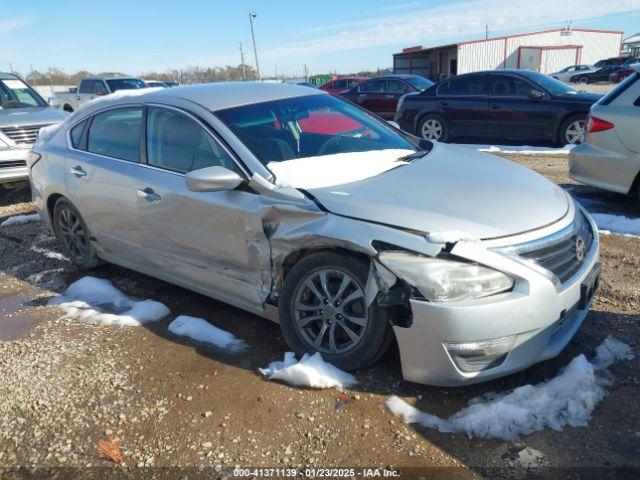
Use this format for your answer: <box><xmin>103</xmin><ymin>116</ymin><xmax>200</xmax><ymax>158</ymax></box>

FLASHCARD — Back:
<box><xmin>394</xmin><ymin>28</ymin><xmax>624</xmax><ymax>80</ymax></box>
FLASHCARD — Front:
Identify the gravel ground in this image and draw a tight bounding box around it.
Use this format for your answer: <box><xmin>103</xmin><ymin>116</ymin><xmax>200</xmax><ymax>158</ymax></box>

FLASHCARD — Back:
<box><xmin>0</xmin><ymin>151</ymin><xmax>638</xmax><ymax>479</ymax></box>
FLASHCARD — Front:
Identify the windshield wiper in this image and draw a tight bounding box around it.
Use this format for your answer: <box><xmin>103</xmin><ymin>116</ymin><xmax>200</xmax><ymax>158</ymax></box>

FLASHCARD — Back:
<box><xmin>397</xmin><ymin>150</ymin><xmax>430</xmax><ymax>162</ymax></box>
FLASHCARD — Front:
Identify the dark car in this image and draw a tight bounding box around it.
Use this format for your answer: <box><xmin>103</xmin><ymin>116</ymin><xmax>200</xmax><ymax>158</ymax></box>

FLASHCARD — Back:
<box><xmin>395</xmin><ymin>70</ymin><xmax>602</xmax><ymax>145</ymax></box>
<box><xmin>569</xmin><ymin>67</ymin><xmax>623</xmax><ymax>84</ymax></box>
<box><xmin>339</xmin><ymin>75</ymin><xmax>433</xmax><ymax>119</ymax></box>
<box><xmin>594</xmin><ymin>56</ymin><xmax>635</xmax><ymax>68</ymax></box>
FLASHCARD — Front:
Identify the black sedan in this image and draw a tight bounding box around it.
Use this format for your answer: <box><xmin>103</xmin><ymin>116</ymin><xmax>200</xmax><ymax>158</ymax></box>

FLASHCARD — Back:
<box><xmin>569</xmin><ymin>67</ymin><xmax>623</xmax><ymax>84</ymax></box>
<box><xmin>394</xmin><ymin>70</ymin><xmax>602</xmax><ymax>145</ymax></box>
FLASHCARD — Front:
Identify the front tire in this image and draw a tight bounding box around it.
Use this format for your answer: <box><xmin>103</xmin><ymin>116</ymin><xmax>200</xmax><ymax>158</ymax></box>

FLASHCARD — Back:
<box><xmin>418</xmin><ymin>114</ymin><xmax>448</xmax><ymax>142</ymax></box>
<box><xmin>52</xmin><ymin>197</ymin><xmax>102</xmax><ymax>268</ymax></box>
<box><xmin>578</xmin><ymin>76</ymin><xmax>590</xmax><ymax>85</ymax></box>
<box><xmin>278</xmin><ymin>252</ymin><xmax>391</xmax><ymax>371</ymax></box>
<box><xmin>559</xmin><ymin>114</ymin><xmax>587</xmax><ymax>146</ymax></box>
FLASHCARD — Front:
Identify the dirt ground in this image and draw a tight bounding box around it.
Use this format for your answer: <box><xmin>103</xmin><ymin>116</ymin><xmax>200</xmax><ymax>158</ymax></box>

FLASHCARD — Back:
<box><xmin>0</xmin><ymin>151</ymin><xmax>638</xmax><ymax>480</ymax></box>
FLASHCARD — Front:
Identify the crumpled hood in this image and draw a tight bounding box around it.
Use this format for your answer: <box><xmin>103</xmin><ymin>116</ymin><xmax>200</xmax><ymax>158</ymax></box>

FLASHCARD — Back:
<box><xmin>0</xmin><ymin>107</ymin><xmax>67</xmax><ymax>128</ymax></box>
<box><xmin>308</xmin><ymin>142</ymin><xmax>569</xmax><ymax>240</ymax></box>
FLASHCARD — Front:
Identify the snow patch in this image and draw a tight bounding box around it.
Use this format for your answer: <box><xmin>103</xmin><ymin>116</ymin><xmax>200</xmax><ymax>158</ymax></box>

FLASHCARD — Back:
<box><xmin>1</xmin><ymin>213</ymin><xmax>41</xmax><ymax>227</ymax></box>
<box><xmin>267</xmin><ymin>149</ymin><xmax>412</xmax><ymax>189</ymax></box>
<box><xmin>462</xmin><ymin>144</ymin><xmax>575</xmax><ymax>155</ymax></box>
<box><xmin>426</xmin><ymin>230</ymin><xmax>479</xmax><ymax>244</ymax></box>
<box><xmin>48</xmin><ymin>276</ymin><xmax>170</xmax><ymax>326</ymax></box>
<box><xmin>168</xmin><ymin>315</ymin><xmax>247</xmax><ymax>352</ymax></box>
<box><xmin>591</xmin><ymin>213</ymin><xmax>640</xmax><ymax>238</ymax></box>
<box><xmin>386</xmin><ymin>336</ymin><xmax>633</xmax><ymax>441</ymax></box>
<box><xmin>30</xmin><ymin>246</ymin><xmax>69</xmax><ymax>262</ymax></box>
<box><xmin>259</xmin><ymin>352</ymin><xmax>357</xmax><ymax>389</ymax></box>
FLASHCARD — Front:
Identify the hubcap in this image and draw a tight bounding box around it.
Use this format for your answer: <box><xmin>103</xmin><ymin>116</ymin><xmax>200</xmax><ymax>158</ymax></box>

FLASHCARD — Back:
<box><xmin>421</xmin><ymin>119</ymin><xmax>442</xmax><ymax>140</ymax></box>
<box><xmin>58</xmin><ymin>207</ymin><xmax>88</xmax><ymax>260</ymax></box>
<box><xmin>565</xmin><ymin>120</ymin><xmax>586</xmax><ymax>145</ymax></box>
<box><xmin>293</xmin><ymin>269</ymin><xmax>368</xmax><ymax>354</ymax></box>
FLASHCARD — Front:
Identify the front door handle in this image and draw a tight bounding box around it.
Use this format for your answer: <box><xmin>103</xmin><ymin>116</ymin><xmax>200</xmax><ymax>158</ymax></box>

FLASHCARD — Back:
<box><xmin>440</xmin><ymin>100</ymin><xmax>449</xmax><ymax>106</ymax></box>
<box><xmin>70</xmin><ymin>166</ymin><xmax>87</xmax><ymax>177</ymax></box>
<box><xmin>490</xmin><ymin>104</ymin><xmax>501</xmax><ymax>110</ymax></box>
<box><xmin>385</xmin><ymin>94</ymin><xmax>395</xmax><ymax>98</ymax></box>
<box><xmin>137</xmin><ymin>187</ymin><xmax>161</xmax><ymax>203</ymax></box>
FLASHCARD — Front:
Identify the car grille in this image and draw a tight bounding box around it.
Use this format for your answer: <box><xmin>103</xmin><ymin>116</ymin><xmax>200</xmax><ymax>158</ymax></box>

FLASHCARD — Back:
<box><xmin>0</xmin><ymin>160</ymin><xmax>27</xmax><ymax>169</ymax></box>
<box><xmin>0</xmin><ymin>124</ymin><xmax>52</xmax><ymax>146</ymax></box>
<box><xmin>500</xmin><ymin>209</ymin><xmax>595</xmax><ymax>288</ymax></box>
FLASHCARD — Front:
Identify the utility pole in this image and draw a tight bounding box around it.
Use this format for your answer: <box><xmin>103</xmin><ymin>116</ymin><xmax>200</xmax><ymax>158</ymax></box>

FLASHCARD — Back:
<box><xmin>239</xmin><ymin>42</ymin><xmax>247</xmax><ymax>81</ymax></box>
<box><xmin>249</xmin><ymin>12</ymin><xmax>261</xmax><ymax>81</ymax></box>
<box><xmin>485</xmin><ymin>25</ymin><xmax>489</xmax><ymax>39</ymax></box>
<box><xmin>9</xmin><ymin>62</ymin><xmax>14</xmax><ymax>74</ymax></box>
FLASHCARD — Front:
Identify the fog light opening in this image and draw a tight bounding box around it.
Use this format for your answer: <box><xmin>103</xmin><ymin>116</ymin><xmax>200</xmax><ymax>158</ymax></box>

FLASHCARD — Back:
<box><xmin>445</xmin><ymin>336</ymin><xmax>515</xmax><ymax>373</ymax></box>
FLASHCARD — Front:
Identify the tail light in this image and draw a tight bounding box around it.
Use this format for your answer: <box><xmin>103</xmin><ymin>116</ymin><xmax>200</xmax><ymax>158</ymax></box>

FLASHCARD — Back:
<box><xmin>586</xmin><ymin>115</ymin><xmax>614</xmax><ymax>133</ymax></box>
<box><xmin>26</xmin><ymin>151</ymin><xmax>41</xmax><ymax>168</ymax></box>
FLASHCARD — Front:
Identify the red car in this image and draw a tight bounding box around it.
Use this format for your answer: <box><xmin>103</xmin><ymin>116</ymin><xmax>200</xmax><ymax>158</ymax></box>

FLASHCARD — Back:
<box><xmin>339</xmin><ymin>74</ymin><xmax>433</xmax><ymax>119</ymax></box>
<box><xmin>319</xmin><ymin>77</ymin><xmax>368</xmax><ymax>95</ymax></box>
<box><xmin>610</xmin><ymin>65</ymin><xmax>639</xmax><ymax>83</ymax></box>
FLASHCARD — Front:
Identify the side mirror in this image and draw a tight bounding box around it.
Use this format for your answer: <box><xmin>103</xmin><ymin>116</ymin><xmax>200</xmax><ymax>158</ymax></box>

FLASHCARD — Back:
<box><xmin>185</xmin><ymin>166</ymin><xmax>243</xmax><ymax>192</ymax></box>
<box><xmin>387</xmin><ymin>120</ymin><xmax>400</xmax><ymax>129</ymax></box>
<box><xmin>529</xmin><ymin>89</ymin><xmax>544</xmax><ymax>100</ymax></box>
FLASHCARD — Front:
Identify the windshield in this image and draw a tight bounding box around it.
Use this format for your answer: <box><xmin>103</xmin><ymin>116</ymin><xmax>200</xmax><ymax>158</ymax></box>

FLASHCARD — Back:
<box><xmin>406</xmin><ymin>76</ymin><xmax>433</xmax><ymax>91</ymax></box>
<box><xmin>215</xmin><ymin>94</ymin><xmax>416</xmax><ymax>165</ymax></box>
<box><xmin>523</xmin><ymin>71</ymin><xmax>577</xmax><ymax>96</ymax></box>
<box><xmin>0</xmin><ymin>78</ymin><xmax>47</xmax><ymax>108</ymax></box>
<box><xmin>106</xmin><ymin>78</ymin><xmax>147</xmax><ymax>92</ymax></box>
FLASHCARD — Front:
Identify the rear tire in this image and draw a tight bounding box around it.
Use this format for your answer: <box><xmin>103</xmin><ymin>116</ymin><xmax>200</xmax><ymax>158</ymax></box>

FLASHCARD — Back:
<box><xmin>559</xmin><ymin>114</ymin><xmax>587</xmax><ymax>146</ymax></box>
<box><xmin>578</xmin><ymin>76</ymin><xmax>590</xmax><ymax>85</ymax></box>
<box><xmin>52</xmin><ymin>197</ymin><xmax>102</xmax><ymax>268</ymax></box>
<box><xmin>278</xmin><ymin>252</ymin><xmax>392</xmax><ymax>371</ymax></box>
<box><xmin>418</xmin><ymin>114</ymin><xmax>449</xmax><ymax>142</ymax></box>
<box><xmin>63</xmin><ymin>104</ymin><xmax>74</xmax><ymax>113</ymax></box>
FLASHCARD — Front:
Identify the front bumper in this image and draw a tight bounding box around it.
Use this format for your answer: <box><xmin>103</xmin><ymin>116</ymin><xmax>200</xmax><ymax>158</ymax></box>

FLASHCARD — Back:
<box><xmin>392</xmin><ymin>213</ymin><xmax>600</xmax><ymax>387</ymax></box>
<box><xmin>0</xmin><ymin>147</ymin><xmax>29</xmax><ymax>184</ymax></box>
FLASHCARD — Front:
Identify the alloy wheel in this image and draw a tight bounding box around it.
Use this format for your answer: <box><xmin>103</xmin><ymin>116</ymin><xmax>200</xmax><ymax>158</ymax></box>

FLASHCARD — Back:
<box><xmin>57</xmin><ymin>207</ymin><xmax>89</xmax><ymax>260</ymax></box>
<box><xmin>293</xmin><ymin>268</ymin><xmax>368</xmax><ymax>354</ymax></box>
<box><xmin>565</xmin><ymin>120</ymin><xmax>586</xmax><ymax>145</ymax></box>
<box><xmin>421</xmin><ymin>119</ymin><xmax>443</xmax><ymax>140</ymax></box>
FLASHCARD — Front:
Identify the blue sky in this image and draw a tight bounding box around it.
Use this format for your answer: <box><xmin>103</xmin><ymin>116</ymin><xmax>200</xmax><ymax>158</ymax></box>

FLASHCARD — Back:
<box><xmin>2</xmin><ymin>0</ymin><xmax>640</xmax><ymax>76</ymax></box>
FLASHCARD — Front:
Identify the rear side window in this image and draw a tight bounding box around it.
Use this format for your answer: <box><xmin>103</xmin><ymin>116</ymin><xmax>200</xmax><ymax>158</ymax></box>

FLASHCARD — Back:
<box><xmin>78</xmin><ymin>80</ymin><xmax>94</xmax><ymax>94</ymax></box>
<box><xmin>70</xmin><ymin>119</ymin><xmax>87</xmax><ymax>148</ymax></box>
<box><xmin>438</xmin><ymin>75</ymin><xmax>487</xmax><ymax>96</ymax></box>
<box><xmin>598</xmin><ymin>73</ymin><xmax>639</xmax><ymax>106</ymax></box>
<box><xmin>359</xmin><ymin>80</ymin><xmax>384</xmax><ymax>93</ymax></box>
<box><xmin>146</xmin><ymin>107</ymin><xmax>236</xmax><ymax>173</ymax></box>
<box><xmin>87</xmin><ymin>108</ymin><xmax>142</xmax><ymax>162</ymax></box>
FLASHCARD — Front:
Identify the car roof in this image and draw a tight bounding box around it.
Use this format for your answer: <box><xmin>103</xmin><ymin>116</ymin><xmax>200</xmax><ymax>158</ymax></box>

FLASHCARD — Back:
<box><xmin>83</xmin><ymin>76</ymin><xmax>141</xmax><ymax>81</ymax></box>
<box><xmin>0</xmin><ymin>72</ymin><xmax>18</xmax><ymax>80</ymax></box>
<box><xmin>75</xmin><ymin>81</ymin><xmax>327</xmax><ymax>114</ymax></box>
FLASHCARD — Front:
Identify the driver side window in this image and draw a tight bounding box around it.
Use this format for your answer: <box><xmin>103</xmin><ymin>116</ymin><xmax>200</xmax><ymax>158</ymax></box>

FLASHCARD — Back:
<box><xmin>146</xmin><ymin>108</ymin><xmax>236</xmax><ymax>174</ymax></box>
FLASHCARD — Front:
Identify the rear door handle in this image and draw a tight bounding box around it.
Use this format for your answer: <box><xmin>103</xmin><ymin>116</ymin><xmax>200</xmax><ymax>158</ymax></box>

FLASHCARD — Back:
<box><xmin>137</xmin><ymin>187</ymin><xmax>161</xmax><ymax>203</ymax></box>
<box><xmin>69</xmin><ymin>166</ymin><xmax>87</xmax><ymax>177</ymax></box>
<box><xmin>490</xmin><ymin>104</ymin><xmax>500</xmax><ymax>110</ymax></box>
<box><xmin>440</xmin><ymin>101</ymin><xmax>448</xmax><ymax>106</ymax></box>
<box><xmin>385</xmin><ymin>94</ymin><xmax>395</xmax><ymax>98</ymax></box>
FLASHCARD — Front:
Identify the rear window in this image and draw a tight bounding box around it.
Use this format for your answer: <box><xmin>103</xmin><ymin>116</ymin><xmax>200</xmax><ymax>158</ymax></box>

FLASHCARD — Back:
<box><xmin>598</xmin><ymin>73</ymin><xmax>639</xmax><ymax>106</ymax></box>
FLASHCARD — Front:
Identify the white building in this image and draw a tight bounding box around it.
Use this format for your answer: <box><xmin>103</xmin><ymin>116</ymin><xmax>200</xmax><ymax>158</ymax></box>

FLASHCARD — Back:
<box><xmin>622</xmin><ymin>33</ymin><xmax>640</xmax><ymax>57</ymax></box>
<box><xmin>394</xmin><ymin>28</ymin><xmax>624</xmax><ymax>79</ymax></box>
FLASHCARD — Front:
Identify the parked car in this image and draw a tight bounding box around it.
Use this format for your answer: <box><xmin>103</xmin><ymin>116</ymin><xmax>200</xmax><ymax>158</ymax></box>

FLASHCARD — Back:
<box><xmin>570</xmin><ymin>72</ymin><xmax>640</xmax><ymax>203</ymax></box>
<box><xmin>143</xmin><ymin>80</ymin><xmax>169</xmax><ymax>88</ymax></box>
<box><xmin>594</xmin><ymin>56</ymin><xmax>635</xmax><ymax>68</ymax></box>
<box><xmin>319</xmin><ymin>77</ymin><xmax>368</xmax><ymax>95</ymax></box>
<box><xmin>610</xmin><ymin>62</ymin><xmax>640</xmax><ymax>83</ymax></box>
<box><xmin>340</xmin><ymin>75</ymin><xmax>434</xmax><ymax>119</ymax></box>
<box><xmin>295</xmin><ymin>82</ymin><xmax>317</xmax><ymax>89</ymax></box>
<box><xmin>569</xmin><ymin>67</ymin><xmax>623</xmax><ymax>84</ymax></box>
<box><xmin>29</xmin><ymin>83</ymin><xmax>600</xmax><ymax>386</ymax></box>
<box><xmin>550</xmin><ymin>65</ymin><xmax>595</xmax><ymax>82</ymax></box>
<box><xmin>50</xmin><ymin>76</ymin><xmax>147</xmax><ymax>112</ymax></box>
<box><xmin>0</xmin><ymin>72</ymin><xmax>67</xmax><ymax>186</ymax></box>
<box><xmin>395</xmin><ymin>70</ymin><xmax>601</xmax><ymax>145</ymax></box>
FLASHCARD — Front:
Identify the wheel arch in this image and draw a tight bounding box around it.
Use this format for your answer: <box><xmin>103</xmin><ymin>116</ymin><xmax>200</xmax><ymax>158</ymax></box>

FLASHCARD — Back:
<box><xmin>555</xmin><ymin>110</ymin><xmax>589</xmax><ymax>144</ymax></box>
<box><xmin>46</xmin><ymin>192</ymin><xmax>65</xmax><ymax>223</ymax></box>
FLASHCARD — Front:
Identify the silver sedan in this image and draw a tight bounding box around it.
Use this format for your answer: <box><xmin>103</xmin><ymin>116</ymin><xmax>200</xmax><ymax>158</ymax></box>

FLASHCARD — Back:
<box><xmin>29</xmin><ymin>83</ymin><xmax>600</xmax><ymax>386</ymax></box>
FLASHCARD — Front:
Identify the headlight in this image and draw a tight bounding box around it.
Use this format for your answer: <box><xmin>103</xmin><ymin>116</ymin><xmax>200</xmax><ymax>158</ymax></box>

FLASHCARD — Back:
<box><xmin>378</xmin><ymin>251</ymin><xmax>514</xmax><ymax>302</ymax></box>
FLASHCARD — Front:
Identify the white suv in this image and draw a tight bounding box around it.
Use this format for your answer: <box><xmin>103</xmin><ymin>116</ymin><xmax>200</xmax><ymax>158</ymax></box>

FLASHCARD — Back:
<box><xmin>569</xmin><ymin>70</ymin><xmax>640</xmax><ymax>203</ymax></box>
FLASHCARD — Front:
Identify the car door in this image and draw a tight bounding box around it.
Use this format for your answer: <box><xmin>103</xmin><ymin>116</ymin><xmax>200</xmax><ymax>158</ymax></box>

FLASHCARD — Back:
<box><xmin>487</xmin><ymin>73</ymin><xmax>555</xmax><ymax>141</ymax></box>
<box><xmin>65</xmin><ymin>106</ymin><xmax>147</xmax><ymax>264</ymax></box>
<box><xmin>353</xmin><ymin>79</ymin><xmax>387</xmax><ymax>116</ymax></box>
<box><xmin>436</xmin><ymin>74</ymin><xmax>489</xmax><ymax>137</ymax></box>
<box><xmin>135</xmin><ymin>105</ymin><xmax>271</xmax><ymax>308</ymax></box>
<box><xmin>384</xmin><ymin>79</ymin><xmax>412</xmax><ymax>119</ymax></box>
